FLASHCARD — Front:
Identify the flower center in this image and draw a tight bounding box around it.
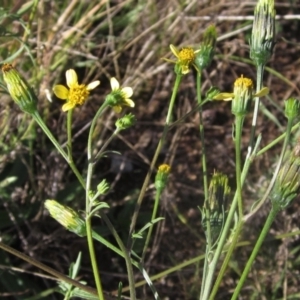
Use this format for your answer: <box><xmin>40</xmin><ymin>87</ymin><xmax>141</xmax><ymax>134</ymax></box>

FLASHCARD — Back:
<box><xmin>178</xmin><ymin>47</ymin><xmax>195</xmax><ymax>63</ymax></box>
<box><xmin>69</xmin><ymin>84</ymin><xmax>90</xmax><ymax>106</ymax></box>
<box><xmin>234</xmin><ymin>76</ymin><xmax>253</xmax><ymax>90</ymax></box>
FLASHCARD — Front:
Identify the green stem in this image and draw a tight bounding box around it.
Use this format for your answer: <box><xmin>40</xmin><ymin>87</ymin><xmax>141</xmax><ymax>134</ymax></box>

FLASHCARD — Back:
<box><xmin>95</xmin><ymin>129</ymin><xmax>120</xmax><ymax>161</ymax></box>
<box><xmin>196</xmin><ymin>72</ymin><xmax>208</xmax><ymax>201</ymax></box>
<box><xmin>0</xmin><ymin>241</ymin><xmax>98</xmax><ymax>297</ymax></box>
<box><xmin>201</xmin><ymin>114</ymin><xmax>247</xmax><ymax>300</ymax></box>
<box><xmin>141</xmin><ymin>189</ymin><xmax>162</xmax><ymax>262</ymax></box>
<box><xmin>127</xmin><ymin>73</ymin><xmax>182</xmax><ymax>250</ymax></box>
<box><xmin>85</xmin><ymin>103</ymin><xmax>109</xmax><ymax>300</ymax></box>
<box><xmin>197</xmin><ymin>70</ymin><xmax>212</xmax><ymax>300</ymax></box>
<box><xmin>92</xmin><ymin>231</ymin><xmax>139</xmax><ymax>269</ymax></box>
<box><xmin>66</xmin><ymin>109</ymin><xmax>73</xmax><ymax>158</ymax></box>
<box><xmin>231</xmin><ymin>206</ymin><xmax>280</xmax><ymax>299</ymax></box>
<box><xmin>256</xmin><ymin>122</ymin><xmax>300</xmax><ymax>157</ymax></box>
<box><xmin>246</xmin><ymin>64</ymin><xmax>264</xmax><ymax>161</ymax></box>
<box><xmin>235</xmin><ymin>115</ymin><xmax>244</xmax><ymax>219</ymax></box>
<box><xmin>244</xmin><ymin>116</ymin><xmax>294</xmax><ymax>222</ymax></box>
<box><xmin>209</xmin><ymin>116</ymin><xmax>294</xmax><ymax>298</ymax></box>
<box><xmin>208</xmin><ymin>137</ymin><xmax>262</xmax><ymax>300</ymax></box>
<box><xmin>99</xmin><ymin>211</ymin><xmax>136</xmax><ymax>300</ymax></box>
<box><xmin>200</xmin><ymin>246</ymin><xmax>210</xmax><ymax>300</ymax></box>
<box><xmin>86</xmin><ymin>216</ymin><xmax>104</xmax><ymax>300</ymax></box>
<box><xmin>32</xmin><ymin>111</ymin><xmax>85</xmax><ymax>189</ymax></box>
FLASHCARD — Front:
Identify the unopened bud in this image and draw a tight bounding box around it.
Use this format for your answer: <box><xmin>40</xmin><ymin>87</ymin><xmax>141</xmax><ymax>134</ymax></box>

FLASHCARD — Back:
<box><xmin>2</xmin><ymin>63</ymin><xmax>38</xmax><ymax>114</ymax></box>
<box><xmin>45</xmin><ymin>200</ymin><xmax>86</xmax><ymax>237</ymax></box>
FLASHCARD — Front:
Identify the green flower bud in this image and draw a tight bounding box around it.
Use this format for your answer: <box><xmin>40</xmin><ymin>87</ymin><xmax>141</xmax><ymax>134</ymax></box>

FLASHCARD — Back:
<box><xmin>1</xmin><ymin>63</ymin><xmax>38</xmax><ymax>114</ymax></box>
<box><xmin>97</xmin><ymin>179</ymin><xmax>110</xmax><ymax>195</ymax></box>
<box><xmin>45</xmin><ymin>200</ymin><xmax>86</xmax><ymax>237</ymax></box>
<box><xmin>195</xmin><ymin>25</ymin><xmax>217</xmax><ymax>71</ymax></box>
<box><xmin>270</xmin><ymin>145</ymin><xmax>300</xmax><ymax>210</ymax></box>
<box><xmin>115</xmin><ymin>113</ymin><xmax>136</xmax><ymax>131</ymax></box>
<box><xmin>206</xmin><ymin>86</ymin><xmax>221</xmax><ymax>100</ymax></box>
<box><xmin>284</xmin><ymin>98</ymin><xmax>300</xmax><ymax>121</ymax></box>
<box><xmin>155</xmin><ymin>164</ymin><xmax>171</xmax><ymax>193</ymax></box>
<box><xmin>201</xmin><ymin>172</ymin><xmax>230</xmax><ymax>244</ymax></box>
<box><xmin>250</xmin><ymin>0</ymin><xmax>276</xmax><ymax>66</ymax></box>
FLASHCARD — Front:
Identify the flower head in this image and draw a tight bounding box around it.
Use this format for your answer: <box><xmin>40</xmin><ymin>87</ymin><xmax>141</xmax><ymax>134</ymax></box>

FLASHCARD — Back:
<box><xmin>250</xmin><ymin>0</ymin><xmax>276</xmax><ymax>66</ymax></box>
<box><xmin>284</xmin><ymin>97</ymin><xmax>300</xmax><ymax>121</ymax></box>
<box><xmin>195</xmin><ymin>25</ymin><xmax>217</xmax><ymax>71</ymax></box>
<box><xmin>271</xmin><ymin>143</ymin><xmax>300</xmax><ymax>210</ymax></box>
<box><xmin>45</xmin><ymin>200</ymin><xmax>86</xmax><ymax>237</ymax></box>
<box><xmin>201</xmin><ymin>172</ymin><xmax>230</xmax><ymax>244</ymax></box>
<box><xmin>164</xmin><ymin>44</ymin><xmax>200</xmax><ymax>75</ymax></box>
<box><xmin>53</xmin><ymin>69</ymin><xmax>100</xmax><ymax>112</ymax></box>
<box><xmin>1</xmin><ymin>63</ymin><xmax>38</xmax><ymax>114</ymax></box>
<box><xmin>105</xmin><ymin>77</ymin><xmax>134</xmax><ymax>113</ymax></box>
<box><xmin>155</xmin><ymin>164</ymin><xmax>171</xmax><ymax>192</ymax></box>
<box><xmin>115</xmin><ymin>113</ymin><xmax>136</xmax><ymax>131</ymax></box>
<box><xmin>213</xmin><ymin>75</ymin><xmax>269</xmax><ymax>115</ymax></box>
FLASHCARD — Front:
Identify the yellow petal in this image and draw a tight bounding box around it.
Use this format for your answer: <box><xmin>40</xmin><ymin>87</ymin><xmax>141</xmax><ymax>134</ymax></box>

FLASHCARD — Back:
<box><xmin>66</xmin><ymin>69</ymin><xmax>78</xmax><ymax>88</ymax></box>
<box><xmin>110</xmin><ymin>77</ymin><xmax>119</xmax><ymax>90</ymax></box>
<box><xmin>86</xmin><ymin>80</ymin><xmax>100</xmax><ymax>90</ymax></box>
<box><xmin>125</xmin><ymin>99</ymin><xmax>135</xmax><ymax>107</ymax></box>
<box><xmin>113</xmin><ymin>105</ymin><xmax>122</xmax><ymax>113</ymax></box>
<box><xmin>170</xmin><ymin>44</ymin><xmax>179</xmax><ymax>58</ymax></box>
<box><xmin>254</xmin><ymin>87</ymin><xmax>269</xmax><ymax>97</ymax></box>
<box><xmin>122</xmin><ymin>87</ymin><xmax>133</xmax><ymax>98</ymax></box>
<box><xmin>62</xmin><ymin>102</ymin><xmax>75</xmax><ymax>112</ymax></box>
<box><xmin>181</xmin><ymin>66</ymin><xmax>190</xmax><ymax>74</ymax></box>
<box><xmin>53</xmin><ymin>85</ymin><xmax>69</xmax><ymax>99</ymax></box>
<box><xmin>213</xmin><ymin>93</ymin><xmax>235</xmax><ymax>101</ymax></box>
<box><xmin>162</xmin><ymin>58</ymin><xmax>177</xmax><ymax>64</ymax></box>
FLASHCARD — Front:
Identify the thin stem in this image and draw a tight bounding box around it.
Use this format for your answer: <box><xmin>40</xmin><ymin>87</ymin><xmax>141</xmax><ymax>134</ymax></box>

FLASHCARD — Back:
<box><xmin>246</xmin><ymin>64</ymin><xmax>264</xmax><ymax>161</ymax></box>
<box><xmin>127</xmin><ymin>73</ymin><xmax>182</xmax><ymax>251</ymax></box>
<box><xmin>209</xmin><ymin>116</ymin><xmax>294</xmax><ymax>298</ymax></box>
<box><xmin>256</xmin><ymin>122</ymin><xmax>300</xmax><ymax>157</ymax></box>
<box><xmin>201</xmin><ymin>119</ymin><xmax>255</xmax><ymax>300</ymax></box>
<box><xmin>66</xmin><ymin>109</ymin><xmax>73</xmax><ymax>158</ymax></box>
<box><xmin>95</xmin><ymin>128</ymin><xmax>120</xmax><ymax>161</ymax></box>
<box><xmin>141</xmin><ymin>189</ymin><xmax>162</xmax><ymax>262</ymax></box>
<box><xmin>99</xmin><ymin>211</ymin><xmax>136</xmax><ymax>300</ymax></box>
<box><xmin>200</xmin><ymin>246</ymin><xmax>210</xmax><ymax>300</ymax></box>
<box><xmin>85</xmin><ymin>103</ymin><xmax>109</xmax><ymax>300</ymax></box>
<box><xmin>196</xmin><ymin>72</ymin><xmax>208</xmax><ymax>201</ymax></box>
<box><xmin>235</xmin><ymin>115</ymin><xmax>244</xmax><ymax>219</ymax></box>
<box><xmin>231</xmin><ymin>206</ymin><xmax>280</xmax><ymax>299</ymax></box>
<box><xmin>86</xmin><ymin>217</ymin><xmax>104</xmax><ymax>300</ymax></box>
<box><xmin>32</xmin><ymin>111</ymin><xmax>85</xmax><ymax>189</ymax></box>
<box><xmin>208</xmin><ymin>137</ymin><xmax>262</xmax><ymax>300</ymax></box>
<box><xmin>211</xmin><ymin>220</ymin><xmax>244</xmax><ymax>299</ymax></box>
<box><xmin>0</xmin><ymin>241</ymin><xmax>98</xmax><ymax>297</ymax></box>
<box><xmin>244</xmin><ymin>116</ymin><xmax>294</xmax><ymax>222</ymax></box>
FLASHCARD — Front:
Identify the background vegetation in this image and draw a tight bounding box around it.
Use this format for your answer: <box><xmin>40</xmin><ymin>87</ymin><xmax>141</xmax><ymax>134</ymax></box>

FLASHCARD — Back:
<box><xmin>1</xmin><ymin>0</ymin><xmax>300</xmax><ymax>299</ymax></box>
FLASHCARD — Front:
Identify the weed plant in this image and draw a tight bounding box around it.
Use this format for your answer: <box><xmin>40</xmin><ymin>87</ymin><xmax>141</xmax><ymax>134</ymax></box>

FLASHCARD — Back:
<box><xmin>1</xmin><ymin>0</ymin><xmax>300</xmax><ymax>299</ymax></box>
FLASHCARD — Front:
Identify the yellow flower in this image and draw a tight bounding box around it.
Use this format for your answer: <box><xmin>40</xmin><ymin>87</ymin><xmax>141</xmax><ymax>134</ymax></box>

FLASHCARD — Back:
<box><xmin>164</xmin><ymin>44</ymin><xmax>200</xmax><ymax>75</ymax></box>
<box><xmin>213</xmin><ymin>75</ymin><xmax>269</xmax><ymax>115</ymax></box>
<box><xmin>53</xmin><ymin>69</ymin><xmax>100</xmax><ymax>112</ymax></box>
<box><xmin>158</xmin><ymin>164</ymin><xmax>171</xmax><ymax>175</ymax></box>
<box><xmin>106</xmin><ymin>77</ymin><xmax>134</xmax><ymax>113</ymax></box>
<box><xmin>213</xmin><ymin>76</ymin><xmax>269</xmax><ymax>101</ymax></box>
